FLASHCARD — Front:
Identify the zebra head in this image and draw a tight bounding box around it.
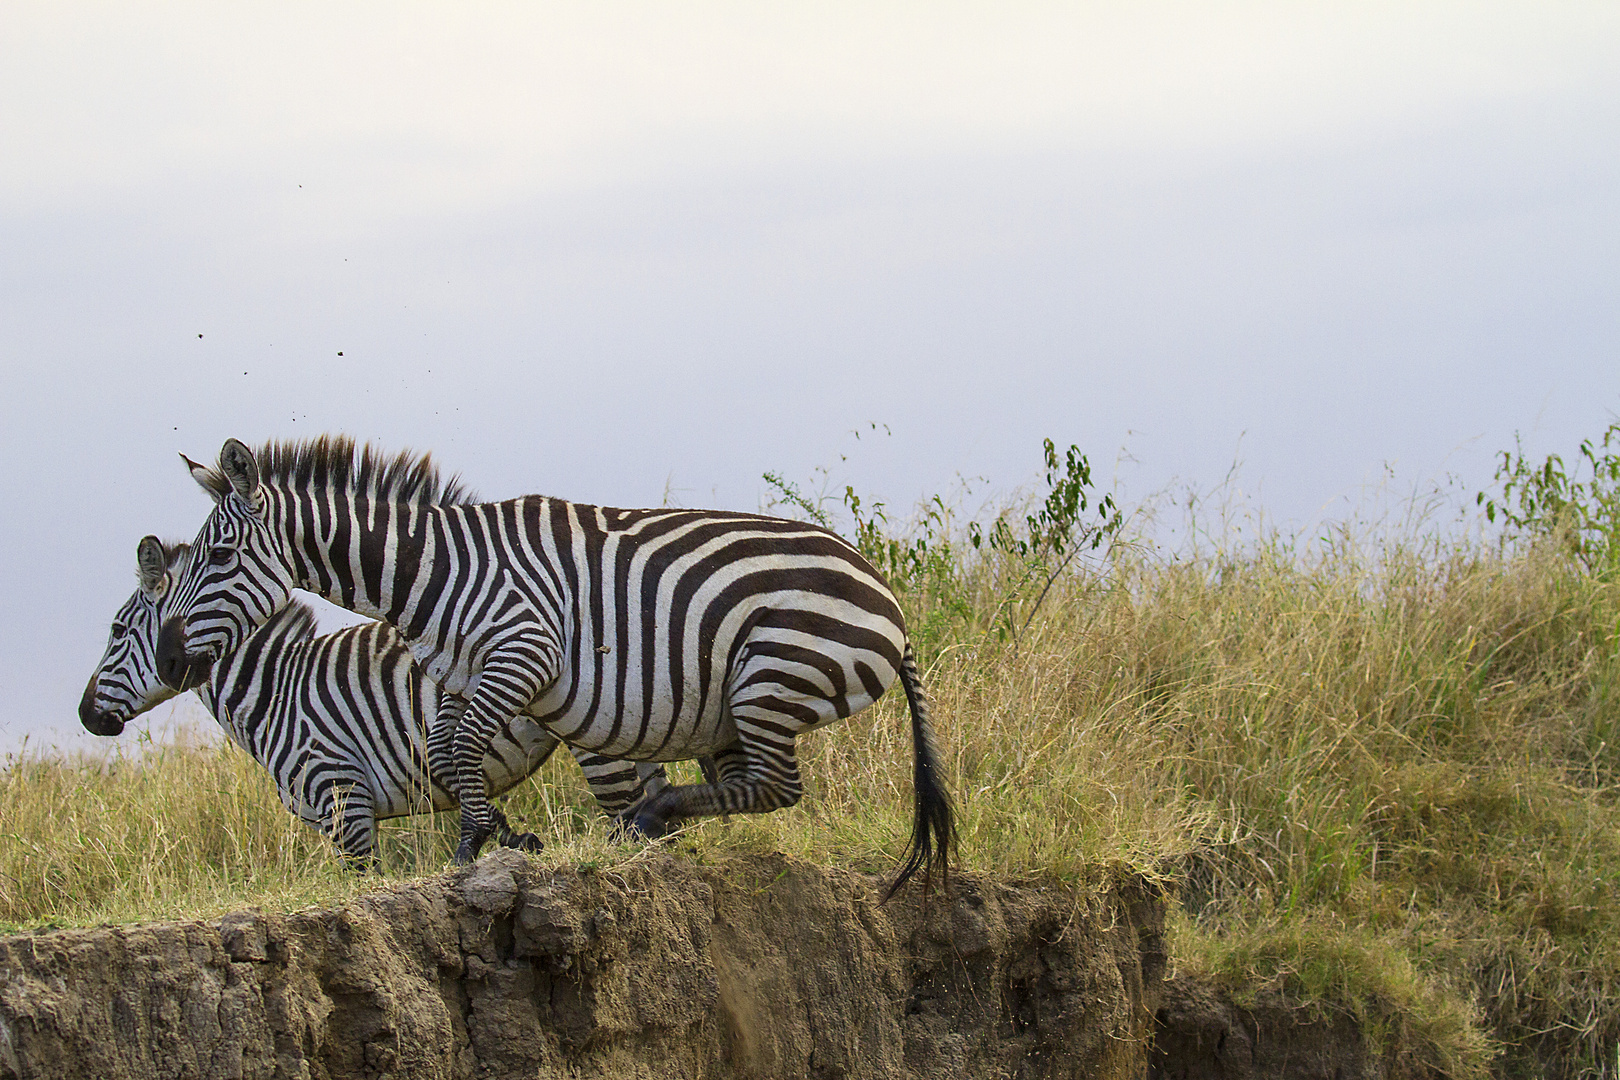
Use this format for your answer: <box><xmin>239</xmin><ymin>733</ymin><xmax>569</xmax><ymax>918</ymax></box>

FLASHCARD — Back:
<box><xmin>81</xmin><ymin>536</ymin><xmax>191</xmax><ymax>736</ymax></box>
<box><xmin>155</xmin><ymin>438</ymin><xmax>296</xmax><ymax>692</ymax></box>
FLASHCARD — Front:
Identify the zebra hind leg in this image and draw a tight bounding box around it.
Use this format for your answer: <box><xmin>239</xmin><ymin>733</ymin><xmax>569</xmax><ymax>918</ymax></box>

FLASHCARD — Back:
<box><xmin>575</xmin><ymin>751</ymin><xmax>656</xmax><ymax>821</ymax></box>
<box><xmin>628</xmin><ymin>734</ymin><xmax>800</xmax><ymax>839</ymax></box>
<box><xmin>577</xmin><ymin>753</ymin><xmax>661</xmax><ymax>841</ymax></box>
<box><xmin>611</xmin><ymin>752</ymin><xmax>740</xmax><ymax>839</ymax></box>
<box><xmin>571</xmin><ymin>753</ymin><xmax>722</xmax><ymax>839</ymax></box>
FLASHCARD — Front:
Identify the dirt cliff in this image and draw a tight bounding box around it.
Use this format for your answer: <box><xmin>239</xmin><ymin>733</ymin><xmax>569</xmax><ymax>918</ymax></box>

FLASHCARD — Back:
<box><xmin>0</xmin><ymin>850</ymin><xmax>1169</xmax><ymax>1080</ymax></box>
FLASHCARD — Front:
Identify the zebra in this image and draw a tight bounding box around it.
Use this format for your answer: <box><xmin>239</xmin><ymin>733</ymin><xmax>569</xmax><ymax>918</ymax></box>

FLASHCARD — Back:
<box><xmin>82</xmin><ymin>534</ymin><xmax>686</xmax><ymax>862</ymax></box>
<box><xmin>153</xmin><ymin>436</ymin><xmax>954</xmax><ymax>896</ymax></box>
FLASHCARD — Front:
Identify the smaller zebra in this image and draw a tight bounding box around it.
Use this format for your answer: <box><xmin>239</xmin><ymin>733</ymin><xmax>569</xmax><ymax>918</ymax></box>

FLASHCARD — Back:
<box><xmin>81</xmin><ymin>536</ymin><xmax>681</xmax><ymax>862</ymax></box>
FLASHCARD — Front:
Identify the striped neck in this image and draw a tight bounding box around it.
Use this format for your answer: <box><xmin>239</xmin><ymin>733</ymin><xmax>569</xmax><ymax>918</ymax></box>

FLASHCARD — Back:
<box><xmin>264</xmin><ymin>486</ymin><xmax>437</xmax><ymax>622</ymax></box>
<box><xmin>200</xmin><ymin>602</ymin><xmax>320</xmax><ymax>745</ymax></box>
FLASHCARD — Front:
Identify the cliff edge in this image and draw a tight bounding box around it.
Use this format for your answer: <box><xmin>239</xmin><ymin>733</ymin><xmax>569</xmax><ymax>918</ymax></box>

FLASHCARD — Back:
<box><xmin>0</xmin><ymin>850</ymin><xmax>1167</xmax><ymax>1080</ymax></box>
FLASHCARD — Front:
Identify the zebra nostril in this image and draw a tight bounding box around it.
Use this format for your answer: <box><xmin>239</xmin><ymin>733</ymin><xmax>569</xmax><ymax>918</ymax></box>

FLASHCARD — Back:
<box><xmin>78</xmin><ymin>677</ymin><xmax>125</xmax><ymax>736</ymax></box>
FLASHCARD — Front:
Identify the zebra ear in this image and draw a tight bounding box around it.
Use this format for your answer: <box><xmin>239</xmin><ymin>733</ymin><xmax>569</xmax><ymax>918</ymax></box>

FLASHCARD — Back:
<box><xmin>136</xmin><ymin>535</ymin><xmax>168</xmax><ymax>598</ymax></box>
<box><xmin>182</xmin><ymin>453</ymin><xmax>232</xmax><ymax>505</ymax></box>
<box><xmin>218</xmin><ymin>439</ymin><xmax>260</xmax><ymax>504</ymax></box>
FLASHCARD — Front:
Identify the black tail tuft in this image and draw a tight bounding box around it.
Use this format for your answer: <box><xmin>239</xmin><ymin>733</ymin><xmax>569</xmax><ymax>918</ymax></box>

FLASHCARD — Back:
<box><xmin>884</xmin><ymin>641</ymin><xmax>956</xmax><ymax>902</ymax></box>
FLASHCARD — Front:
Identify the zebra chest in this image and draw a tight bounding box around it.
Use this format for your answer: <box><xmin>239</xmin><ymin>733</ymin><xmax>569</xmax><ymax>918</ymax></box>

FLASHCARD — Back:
<box><xmin>403</xmin><ymin>570</ymin><xmax>554</xmax><ymax>696</ymax></box>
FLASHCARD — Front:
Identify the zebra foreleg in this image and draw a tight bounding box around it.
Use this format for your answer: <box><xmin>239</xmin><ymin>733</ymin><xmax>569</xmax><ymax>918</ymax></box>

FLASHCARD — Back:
<box><xmin>289</xmin><ymin>758</ymin><xmax>380</xmax><ymax>870</ymax></box>
<box><xmin>490</xmin><ymin>806</ymin><xmax>544</xmax><ymax>852</ymax></box>
<box><xmin>426</xmin><ymin>689</ymin><xmax>466</xmax><ymax>795</ymax></box>
<box><xmin>450</xmin><ymin>643</ymin><xmax>556</xmax><ymax>865</ymax></box>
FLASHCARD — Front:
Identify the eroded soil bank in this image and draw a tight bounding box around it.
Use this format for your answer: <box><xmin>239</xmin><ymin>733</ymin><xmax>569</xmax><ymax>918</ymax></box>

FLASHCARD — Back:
<box><xmin>0</xmin><ymin>850</ymin><xmax>1169</xmax><ymax>1079</ymax></box>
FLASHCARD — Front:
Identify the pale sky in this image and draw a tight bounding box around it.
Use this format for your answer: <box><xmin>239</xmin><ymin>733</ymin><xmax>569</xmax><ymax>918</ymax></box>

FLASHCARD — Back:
<box><xmin>5</xmin><ymin>3</ymin><xmax>1618</xmax><ymax>750</ymax></box>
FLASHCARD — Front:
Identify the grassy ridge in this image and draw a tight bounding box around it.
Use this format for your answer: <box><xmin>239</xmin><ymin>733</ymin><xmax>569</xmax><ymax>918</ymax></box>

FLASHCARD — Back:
<box><xmin>7</xmin><ymin>469</ymin><xmax>1620</xmax><ymax>1077</ymax></box>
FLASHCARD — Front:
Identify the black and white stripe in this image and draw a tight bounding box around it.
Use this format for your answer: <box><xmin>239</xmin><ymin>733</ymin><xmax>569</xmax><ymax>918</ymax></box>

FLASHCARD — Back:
<box><xmin>156</xmin><ymin>437</ymin><xmax>953</xmax><ymax>893</ymax></box>
<box><xmin>82</xmin><ymin>536</ymin><xmax>679</xmax><ymax>861</ymax></box>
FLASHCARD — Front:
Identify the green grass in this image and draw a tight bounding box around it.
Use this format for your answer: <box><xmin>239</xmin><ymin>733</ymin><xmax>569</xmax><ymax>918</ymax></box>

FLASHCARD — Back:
<box><xmin>9</xmin><ymin>472</ymin><xmax>1620</xmax><ymax>1076</ymax></box>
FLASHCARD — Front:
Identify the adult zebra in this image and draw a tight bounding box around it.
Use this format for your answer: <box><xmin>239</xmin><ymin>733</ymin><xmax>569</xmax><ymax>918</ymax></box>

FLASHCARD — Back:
<box><xmin>155</xmin><ymin>436</ymin><xmax>954</xmax><ymax>896</ymax></box>
<box><xmin>83</xmin><ymin>535</ymin><xmax>685</xmax><ymax>861</ymax></box>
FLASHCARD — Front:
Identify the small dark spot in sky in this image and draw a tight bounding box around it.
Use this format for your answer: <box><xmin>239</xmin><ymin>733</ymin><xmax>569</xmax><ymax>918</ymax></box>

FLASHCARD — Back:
<box><xmin>197</xmin><ymin>333</ymin><xmax>202</xmax><ymax>338</ymax></box>
<box><xmin>337</xmin><ymin>351</ymin><xmax>343</xmax><ymax>356</ymax></box>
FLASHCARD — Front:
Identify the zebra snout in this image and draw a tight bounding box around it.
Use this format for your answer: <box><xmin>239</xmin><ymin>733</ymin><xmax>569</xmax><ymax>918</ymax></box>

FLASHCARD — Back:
<box><xmin>78</xmin><ymin>676</ymin><xmax>125</xmax><ymax>737</ymax></box>
<box><xmin>156</xmin><ymin>616</ymin><xmax>212</xmax><ymax>691</ymax></box>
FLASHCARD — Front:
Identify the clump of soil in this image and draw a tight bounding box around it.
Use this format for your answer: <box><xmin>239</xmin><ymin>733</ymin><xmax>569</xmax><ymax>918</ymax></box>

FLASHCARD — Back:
<box><xmin>0</xmin><ymin>851</ymin><xmax>1169</xmax><ymax>1079</ymax></box>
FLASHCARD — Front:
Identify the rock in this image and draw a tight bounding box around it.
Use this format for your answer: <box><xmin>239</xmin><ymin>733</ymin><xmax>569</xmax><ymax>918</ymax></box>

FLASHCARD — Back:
<box><xmin>458</xmin><ymin>847</ymin><xmax>523</xmax><ymax>914</ymax></box>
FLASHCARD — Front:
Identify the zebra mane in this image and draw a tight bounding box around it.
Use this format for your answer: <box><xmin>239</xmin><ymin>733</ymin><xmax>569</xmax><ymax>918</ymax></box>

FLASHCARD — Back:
<box><xmin>257</xmin><ymin>600</ymin><xmax>322</xmax><ymax>643</ymax></box>
<box><xmin>202</xmin><ymin>435</ymin><xmax>478</xmax><ymax>507</ymax></box>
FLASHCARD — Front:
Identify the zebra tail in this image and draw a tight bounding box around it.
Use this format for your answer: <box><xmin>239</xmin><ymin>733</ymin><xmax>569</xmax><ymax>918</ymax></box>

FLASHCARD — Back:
<box><xmin>883</xmin><ymin>640</ymin><xmax>956</xmax><ymax>902</ymax></box>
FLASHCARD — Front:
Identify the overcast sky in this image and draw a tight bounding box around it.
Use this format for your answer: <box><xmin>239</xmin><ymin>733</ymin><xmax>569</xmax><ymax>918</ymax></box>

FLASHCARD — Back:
<box><xmin>4</xmin><ymin>3</ymin><xmax>1618</xmax><ymax>751</ymax></box>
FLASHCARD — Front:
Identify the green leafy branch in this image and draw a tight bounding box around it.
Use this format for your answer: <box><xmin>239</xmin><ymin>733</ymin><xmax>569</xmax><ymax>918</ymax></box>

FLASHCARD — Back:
<box><xmin>761</xmin><ymin>470</ymin><xmax>833</xmax><ymax>528</ymax></box>
<box><xmin>1477</xmin><ymin>422</ymin><xmax>1620</xmax><ymax>575</ymax></box>
<box><xmin>969</xmin><ymin>439</ymin><xmax>1124</xmax><ymax>643</ymax></box>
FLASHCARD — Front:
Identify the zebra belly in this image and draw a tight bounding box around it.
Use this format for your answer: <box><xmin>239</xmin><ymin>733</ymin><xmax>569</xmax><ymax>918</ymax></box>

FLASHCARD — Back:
<box><xmin>521</xmin><ymin>678</ymin><xmax>738</xmax><ymax>761</ymax></box>
<box><xmin>363</xmin><ymin>755</ymin><xmax>454</xmax><ymax>820</ymax></box>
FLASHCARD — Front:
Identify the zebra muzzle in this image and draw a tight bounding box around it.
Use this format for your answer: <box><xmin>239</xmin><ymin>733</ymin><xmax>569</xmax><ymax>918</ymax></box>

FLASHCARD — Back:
<box><xmin>156</xmin><ymin>616</ymin><xmax>213</xmax><ymax>692</ymax></box>
<box><xmin>78</xmin><ymin>677</ymin><xmax>125</xmax><ymax>736</ymax></box>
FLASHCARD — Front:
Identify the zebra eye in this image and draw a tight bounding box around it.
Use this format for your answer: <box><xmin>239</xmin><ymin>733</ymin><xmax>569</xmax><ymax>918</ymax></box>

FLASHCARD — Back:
<box><xmin>209</xmin><ymin>546</ymin><xmax>236</xmax><ymax>566</ymax></box>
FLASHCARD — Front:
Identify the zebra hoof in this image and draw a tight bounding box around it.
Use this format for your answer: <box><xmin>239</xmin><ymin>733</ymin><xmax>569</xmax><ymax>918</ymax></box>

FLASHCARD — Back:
<box><xmin>629</xmin><ymin>809</ymin><xmax>673</xmax><ymax>841</ymax></box>
<box><xmin>503</xmin><ymin>831</ymin><xmax>544</xmax><ymax>853</ymax></box>
<box><xmin>454</xmin><ymin>829</ymin><xmax>492</xmax><ymax>865</ymax></box>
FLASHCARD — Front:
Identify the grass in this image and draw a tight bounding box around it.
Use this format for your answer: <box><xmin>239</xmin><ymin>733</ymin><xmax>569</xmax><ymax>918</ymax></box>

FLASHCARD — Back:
<box><xmin>8</xmin><ymin>469</ymin><xmax>1620</xmax><ymax>1076</ymax></box>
